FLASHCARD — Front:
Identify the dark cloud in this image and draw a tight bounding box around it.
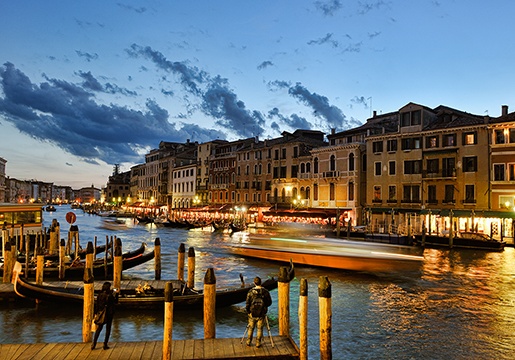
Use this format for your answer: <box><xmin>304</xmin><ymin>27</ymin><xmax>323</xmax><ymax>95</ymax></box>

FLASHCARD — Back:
<box><xmin>257</xmin><ymin>61</ymin><xmax>274</xmax><ymax>70</ymax></box>
<box><xmin>203</xmin><ymin>76</ymin><xmax>265</xmax><ymax>138</ymax></box>
<box><xmin>127</xmin><ymin>44</ymin><xmax>207</xmax><ymax>96</ymax></box>
<box><xmin>357</xmin><ymin>0</ymin><xmax>388</xmax><ymax>15</ymax></box>
<box><xmin>116</xmin><ymin>3</ymin><xmax>147</xmax><ymax>13</ymax></box>
<box><xmin>307</xmin><ymin>33</ymin><xmax>339</xmax><ymax>48</ymax></box>
<box><xmin>77</xmin><ymin>71</ymin><xmax>137</xmax><ymax>96</ymax></box>
<box><xmin>350</xmin><ymin>96</ymin><xmax>370</xmax><ymax>109</ymax></box>
<box><xmin>0</xmin><ymin>62</ymin><xmax>225</xmax><ymax>165</ymax></box>
<box><xmin>273</xmin><ymin>81</ymin><xmax>351</xmax><ymax>132</ymax></box>
<box><xmin>268</xmin><ymin>107</ymin><xmax>313</xmax><ymax>130</ymax></box>
<box><xmin>75</xmin><ymin>50</ymin><xmax>98</xmax><ymax>62</ymax></box>
<box><xmin>127</xmin><ymin>44</ymin><xmax>267</xmax><ymax>139</ymax></box>
<box><xmin>270</xmin><ymin>121</ymin><xmax>281</xmax><ymax>134</ymax></box>
<box><xmin>314</xmin><ymin>0</ymin><xmax>342</xmax><ymax>16</ymax></box>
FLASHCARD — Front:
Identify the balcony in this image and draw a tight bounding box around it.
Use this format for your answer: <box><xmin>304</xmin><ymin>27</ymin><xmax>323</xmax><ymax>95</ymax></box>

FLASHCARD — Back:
<box><xmin>323</xmin><ymin>171</ymin><xmax>339</xmax><ymax>178</ymax></box>
<box><xmin>422</xmin><ymin>169</ymin><xmax>456</xmax><ymax>179</ymax></box>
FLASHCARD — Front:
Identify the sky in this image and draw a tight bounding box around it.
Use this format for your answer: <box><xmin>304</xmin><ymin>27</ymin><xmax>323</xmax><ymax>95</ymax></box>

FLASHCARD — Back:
<box><xmin>1</xmin><ymin>1</ymin><xmax>515</xmax><ymax>189</ymax></box>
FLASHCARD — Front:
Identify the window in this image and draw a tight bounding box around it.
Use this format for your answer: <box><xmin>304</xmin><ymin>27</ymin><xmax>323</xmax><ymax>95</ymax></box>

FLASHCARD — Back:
<box><xmin>330</xmin><ymin>155</ymin><xmax>336</xmax><ymax>171</ymax></box>
<box><xmin>291</xmin><ymin>165</ymin><xmax>298</xmax><ymax>178</ymax></box>
<box><xmin>463</xmin><ymin>156</ymin><xmax>478</xmax><ymax>172</ymax></box>
<box><xmin>313</xmin><ymin>183</ymin><xmax>318</xmax><ymax>201</ymax></box>
<box><xmin>329</xmin><ymin>183</ymin><xmax>335</xmax><ymax>201</ymax></box>
<box><xmin>281</xmin><ymin>148</ymin><xmax>287</xmax><ymax>159</ymax></box>
<box><xmin>442</xmin><ymin>158</ymin><xmax>456</xmax><ymax>177</ymax></box>
<box><xmin>403</xmin><ymin>185</ymin><xmax>420</xmax><ymax>202</ymax></box>
<box><xmin>404</xmin><ymin>160</ymin><xmax>422</xmax><ymax>174</ymax></box>
<box><xmin>387</xmin><ymin>139</ymin><xmax>398</xmax><ymax>152</ymax></box>
<box><xmin>494</xmin><ymin>164</ymin><xmax>505</xmax><ymax>181</ymax></box>
<box><xmin>388</xmin><ymin>186</ymin><xmax>396</xmax><ymax>201</ymax></box>
<box><xmin>280</xmin><ymin>166</ymin><xmax>287</xmax><ymax>178</ymax></box>
<box><xmin>372</xmin><ymin>141</ymin><xmax>383</xmax><ymax>153</ymax></box>
<box><xmin>375</xmin><ymin>162</ymin><xmax>382</xmax><ymax>176</ymax></box>
<box><xmin>362</xmin><ymin>154</ymin><xmax>367</xmax><ymax>172</ymax></box>
<box><xmin>444</xmin><ymin>185</ymin><xmax>455</xmax><ymax>203</ymax></box>
<box><xmin>401</xmin><ymin>137</ymin><xmax>422</xmax><ymax>150</ymax></box>
<box><xmin>463</xmin><ymin>132</ymin><xmax>477</xmax><ymax>145</ymax></box>
<box><xmin>349</xmin><ymin>153</ymin><xmax>355</xmax><ymax>171</ymax></box>
<box><xmin>509</xmin><ymin>164</ymin><xmax>515</xmax><ymax>181</ymax></box>
<box><xmin>426</xmin><ymin>136</ymin><xmax>439</xmax><ymax>148</ymax></box>
<box><xmin>373</xmin><ymin>186</ymin><xmax>381</xmax><ymax>201</ymax></box>
<box><xmin>314</xmin><ymin>158</ymin><xmax>319</xmax><ymax>173</ymax></box>
<box><xmin>427</xmin><ymin>159</ymin><xmax>439</xmax><ymax>174</ymax></box>
<box><xmin>389</xmin><ymin>161</ymin><xmax>396</xmax><ymax>175</ymax></box>
<box><xmin>293</xmin><ymin>147</ymin><xmax>298</xmax><ymax>158</ymax></box>
<box><xmin>427</xmin><ymin>185</ymin><xmax>437</xmax><ymax>203</ymax></box>
<box><xmin>400</xmin><ymin>110</ymin><xmax>422</xmax><ymax>127</ymax></box>
<box><xmin>465</xmin><ymin>185</ymin><xmax>475</xmax><ymax>203</ymax></box>
<box><xmin>495</xmin><ymin>130</ymin><xmax>505</xmax><ymax>144</ymax></box>
<box><xmin>348</xmin><ymin>182</ymin><xmax>354</xmax><ymax>201</ymax></box>
<box><xmin>510</xmin><ymin>129</ymin><xmax>515</xmax><ymax>143</ymax></box>
<box><xmin>274</xmin><ymin>149</ymin><xmax>279</xmax><ymax>160</ymax></box>
<box><xmin>443</xmin><ymin>134</ymin><xmax>456</xmax><ymax>147</ymax></box>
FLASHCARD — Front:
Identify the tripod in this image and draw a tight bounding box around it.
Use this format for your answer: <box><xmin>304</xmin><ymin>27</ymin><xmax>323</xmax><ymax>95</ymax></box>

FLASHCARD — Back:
<box><xmin>241</xmin><ymin>315</ymin><xmax>275</xmax><ymax>348</ymax></box>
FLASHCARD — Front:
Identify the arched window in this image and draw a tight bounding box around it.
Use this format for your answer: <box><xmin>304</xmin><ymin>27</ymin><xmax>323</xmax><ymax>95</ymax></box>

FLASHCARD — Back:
<box><xmin>300</xmin><ymin>163</ymin><xmax>306</xmax><ymax>173</ymax></box>
<box><xmin>305</xmin><ymin>186</ymin><xmax>311</xmax><ymax>201</ymax></box>
<box><xmin>306</xmin><ymin>162</ymin><xmax>311</xmax><ymax>173</ymax></box>
<box><xmin>349</xmin><ymin>153</ymin><xmax>355</xmax><ymax>171</ymax></box>
<box><xmin>330</xmin><ymin>155</ymin><xmax>336</xmax><ymax>171</ymax></box>
<box><xmin>349</xmin><ymin>181</ymin><xmax>354</xmax><ymax>201</ymax></box>
<box><xmin>281</xmin><ymin>188</ymin><xmax>286</xmax><ymax>202</ymax></box>
<box><xmin>314</xmin><ymin>158</ymin><xmax>319</xmax><ymax>174</ymax></box>
<box><xmin>313</xmin><ymin>184</ymin><xmax>318</xmax><ymax>201</ymax></box>
<box><xmin>293</xmin><ymin>187</ymin><xmax>298</xmax><ymax>200</ymax></box>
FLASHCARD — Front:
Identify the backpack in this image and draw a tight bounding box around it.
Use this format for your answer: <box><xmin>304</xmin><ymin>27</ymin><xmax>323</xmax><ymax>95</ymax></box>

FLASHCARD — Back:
<box><xmin>250</xmin><ymin>288</ymin><xmax>265</xmax><ymax>317</ymax></box>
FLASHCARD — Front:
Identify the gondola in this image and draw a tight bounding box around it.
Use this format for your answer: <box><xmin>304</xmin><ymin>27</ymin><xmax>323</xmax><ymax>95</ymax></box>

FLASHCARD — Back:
<box><xmin>16</xmin><ymin>244</ymin><xmax>108</xmax><ymax>263</ymax></box>
<box><xmin>3</xmin><ymin>243</ymin><xmax>153</xmax><ymax>280</ymax></box>
<box><xmin>13</xmin><ymin>272</ymin><xmax>279</xmax><ymax>310</ymax></box>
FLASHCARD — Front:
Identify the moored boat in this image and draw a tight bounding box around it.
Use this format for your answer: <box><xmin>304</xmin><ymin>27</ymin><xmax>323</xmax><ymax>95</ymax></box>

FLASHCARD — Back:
<box><xmin>13</xmin><ymin>273</ymin><xmax>279</xmax><ymax>310</ymax></box>
<box><xmin>3</xmin><ymin>243</ymin><xmax>152</xmax><ymax>280</ymax></box>
<box><xmin>415</xmin><ymin>232</ymin><xmax>506</xmax><ymax>251</ymax></box>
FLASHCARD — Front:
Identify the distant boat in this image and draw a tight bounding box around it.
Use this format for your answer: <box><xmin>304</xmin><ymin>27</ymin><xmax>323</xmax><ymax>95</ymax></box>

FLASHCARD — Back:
<box><xmin>415</xmin><ymin>231</ymin><xmax>506</xmax><ymax>251</ymax></box>
<box><xmin>44</xmin><ymin>205</ymin><xmax>56</xmax><ymax>212</ymax></box>
<box><xmin>227</xmin><ymin>235</ymin><xmax>424</xmax><ymax>272</ymax></box>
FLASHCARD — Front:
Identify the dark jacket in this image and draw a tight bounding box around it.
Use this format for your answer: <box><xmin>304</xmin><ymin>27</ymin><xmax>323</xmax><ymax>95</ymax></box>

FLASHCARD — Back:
<box><xmin>96</xmin><ymin>289</ymin><xmax>118</xmax><ymax>317</ymax></box>
<box><xmin>245</xmin><ymin>286</ymin><xmax>272</xmax><ymax>317</ymax></box>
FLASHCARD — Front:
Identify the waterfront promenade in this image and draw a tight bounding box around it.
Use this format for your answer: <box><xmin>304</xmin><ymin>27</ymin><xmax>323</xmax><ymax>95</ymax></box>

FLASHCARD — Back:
<box><xmin>0</xmin><ymin>336</ymin><xmax>299</xmax><ymax>359</ymax></box>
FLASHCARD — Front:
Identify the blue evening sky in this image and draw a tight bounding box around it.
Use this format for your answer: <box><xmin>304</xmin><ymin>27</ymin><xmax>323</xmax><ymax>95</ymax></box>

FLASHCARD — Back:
<box><xmin>0</xmin><ymin>0</ymin><xmax>514</xmax><ymax>188</ymax></box>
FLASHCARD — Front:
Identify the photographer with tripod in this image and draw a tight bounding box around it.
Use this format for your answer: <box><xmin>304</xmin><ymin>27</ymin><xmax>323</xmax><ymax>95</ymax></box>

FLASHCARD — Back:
<box><xmin>244</xmin><ymin>276</ymin><xmax>273</xmax><ymax>348</ymax></box>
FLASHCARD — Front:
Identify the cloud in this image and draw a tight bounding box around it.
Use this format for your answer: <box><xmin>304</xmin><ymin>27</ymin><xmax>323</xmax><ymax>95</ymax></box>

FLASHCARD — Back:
<box><xmin>314</xmin><ymin>0</ymin><xmax>342</xmax><ymax>16</ymax></box>
<box><xmin>127</xmin><ymin>44</ymin><xmax>267</xmax><ymax>138</ymax></box>
<box><xmin>307</xmin><ymin>33</ymin><xmax>339</xmax><ymax>48</ymax></box>
<box><xmin>350</xmin><ymin>96</ymin><xmax>370</xmax><ymax>109</ymax></box>
<box><xmin>0</xmin><ymin>62</ymin><xmax>225</xmax><ymax>165</ymax></box>
<box><xmin>77</xmin><ymin>71</ymin><xmax>137</xmax><ymax>96</ymax></box>
<box><xmin>273</xmin><ymin>81</ymin><xmax>352</xmax><ymax>132</ymax></box>
<box><xmin>116</xmin><ymin>3</ymin><xmax>147</xmax><ymax>13</ymax></box>
<box><xmin>357</xmin><ymin>0</ymin><xmax>389</xmax><ymax>15</ymax></box>
<box><xmin>75</xmin><ymin>50</ymin><xmax>99</xmax><ymax>62</ymax></box>
<box><xmin>257</xmin><ymin>61</ymin><xmax>274</xmax><ymax>70</ymax></box>
<box><xmin>268</xmin><ymin>107</ymin><xmax>313</xmax><ymax>130</ymax></box>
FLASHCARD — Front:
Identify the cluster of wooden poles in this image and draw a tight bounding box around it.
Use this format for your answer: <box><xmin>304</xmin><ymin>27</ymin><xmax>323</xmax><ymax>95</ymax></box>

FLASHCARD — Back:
<box><xmin>81</xmin><ymin>241</ymin><xmax>332</xmax><ymax>360</ymax></box>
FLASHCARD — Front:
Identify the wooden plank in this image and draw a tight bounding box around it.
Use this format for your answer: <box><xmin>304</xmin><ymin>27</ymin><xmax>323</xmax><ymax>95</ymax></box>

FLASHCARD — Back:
<box><xmin>139</xmin><ymin>341</ymin><xmax>159</xmax><ymax>360</ymax></box>
<box><xmin>29</xmin><ymin>343</ymin><xmax>59</xmax><ymax>359</ymax></box>
<box><xmin>181</xmin><ymin>339</ymin><xmax>195</xmax><ymax>359</ymax></box>
<box><xmin>193</xmin><ymin>339</ymin><xmax>204</xmax><ymax>359</ymax></box>
<box><xmin>45</xmin><ymin>343</ymin><xmax>76</xmax><ymax>360</ymax></box>
<box><xmin>171</xmin><ymin>339</ymin><xmax>184</xmax><ymax>359</ymax></box>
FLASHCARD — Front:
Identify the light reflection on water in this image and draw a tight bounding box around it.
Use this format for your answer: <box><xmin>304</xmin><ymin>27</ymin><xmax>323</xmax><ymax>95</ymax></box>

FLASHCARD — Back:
<box><xmin>1</xmin><ymin>206</ymin><xmax>515</xmax><ymax>359</ymax></box>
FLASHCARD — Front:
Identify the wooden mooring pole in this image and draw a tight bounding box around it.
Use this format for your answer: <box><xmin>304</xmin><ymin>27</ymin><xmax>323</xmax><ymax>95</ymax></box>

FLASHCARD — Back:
<box><xmin>298</xmin><ymin>278</ymin><xmax>308</xmax><ymax>360</ymax></box>
<box><xmin>187</xmin><ymin>247</ymin><xmax>195</xmax><ymax>289</ymax></box>
<box><xmin>319</xmin><ymin>276</ymin><xmax>332</xmax><ymax>360</ymax></box>
<box><xmin>203</xmin><ymin>268</ymin><xmax>216</xmax><ymax>339</ymax></box>
<box><xmin>278</xmin><ymin>266</ymin><xmax>291</xmax><ymax>336</ymax></box>
<box><xmin>154</xmin><ymin>238</ymin><xmax>161</xmax><ymax>280</ymax></box>
<box><xmin>36</xmin><ymin>247</ymin><xmax>45</xmax><ymax>285</ymax></box>
<box><xmin>162</xmin><ymin>281</ymin><xmax>174</xmax><ymax>360</ymax></box>
<box><xmin>177</xmin><ymin>243</ymin><xmax>185</xmax><ymax>282</ymax></box>
<box><xmin>113</xmin><ymin>238</ymin><xmax>122</xmax><ymax>288</ymax></box>
<box><xmin>2</xmin><ymin>240</ymin><xmax>12</xmax><ymax>283</ymax></box>
<box><xmin>82</xmin><ymin>268</ymin><xmax>94</xmax><ymax>343</ymax></box>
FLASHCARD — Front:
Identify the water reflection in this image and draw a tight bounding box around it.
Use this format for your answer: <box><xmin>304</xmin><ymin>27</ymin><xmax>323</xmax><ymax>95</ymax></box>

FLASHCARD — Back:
<box><xmin>1</xmin><ymin>206</ymin><xmax>514</xmax><ymax>359</ymax></box>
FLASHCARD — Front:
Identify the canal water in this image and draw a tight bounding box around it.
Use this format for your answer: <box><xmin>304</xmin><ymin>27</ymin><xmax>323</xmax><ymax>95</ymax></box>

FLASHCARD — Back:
<box><xmin>1</xmin><ymin>205</ymin><xmax>515</xmax><ymax>359</ymax></box>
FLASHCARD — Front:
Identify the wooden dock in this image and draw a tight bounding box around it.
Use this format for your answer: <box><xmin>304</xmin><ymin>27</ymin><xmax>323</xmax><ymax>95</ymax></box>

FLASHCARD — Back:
<box><xmin>0</xmin><ymin>336</ymin><xmax>299</xmax><ymax>359</ymax></box>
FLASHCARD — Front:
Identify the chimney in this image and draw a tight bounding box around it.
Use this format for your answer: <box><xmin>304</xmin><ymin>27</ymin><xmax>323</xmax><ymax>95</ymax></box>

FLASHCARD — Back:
<box><xmin>502</xmin><ymin>105</ymin><xmax>509</xmax><ymax>116</ymax></box>
<box><xmin>331</xmin><ymin>128</ymin><xmax>335</xmax><ymax>135</ymax></box>
<box><xmin>373</xmin><ymin>110</ymin><xmax>377</xmax><ymax>117</ymax></box>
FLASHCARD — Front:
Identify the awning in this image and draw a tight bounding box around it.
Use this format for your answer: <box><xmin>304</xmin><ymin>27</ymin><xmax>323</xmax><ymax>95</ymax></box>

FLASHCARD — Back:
<box><xmin>263</xmin><ymin>209</ymin><xmax>331</xmax><ymax>218</ymax></box>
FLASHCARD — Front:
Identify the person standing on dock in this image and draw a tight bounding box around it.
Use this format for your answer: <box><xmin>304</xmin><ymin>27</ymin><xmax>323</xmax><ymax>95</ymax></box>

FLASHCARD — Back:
<box><xmin>92</xmin><ymin>282</ymin><xmax>119</xmax><ymax>350</ymax></box>
<box><xmin>245</xmin><ymin>276</ymin><xmax>272</xmax><ymax>348</ymax></box>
